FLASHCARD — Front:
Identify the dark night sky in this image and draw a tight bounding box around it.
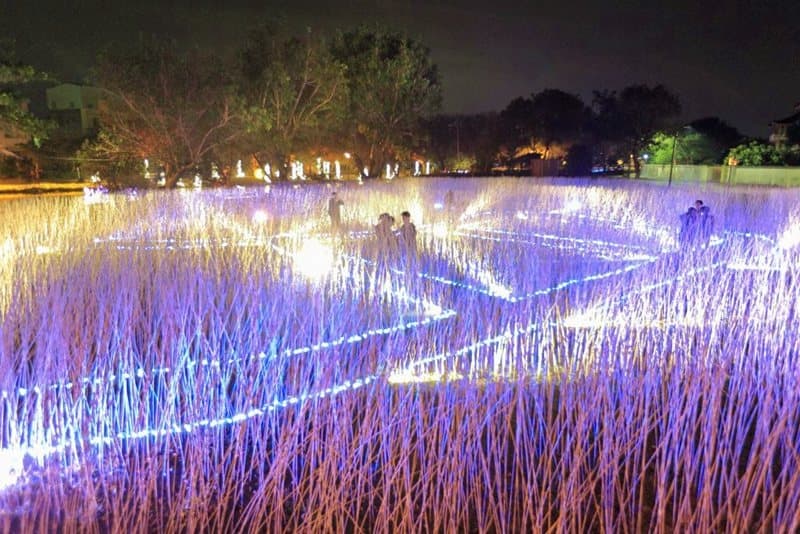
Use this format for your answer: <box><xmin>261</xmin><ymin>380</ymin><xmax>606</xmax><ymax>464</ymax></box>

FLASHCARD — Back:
<box><xmin>2</xmin><ymin>0</ymin><xmax>798</xmax><ymax>136</ymax></box>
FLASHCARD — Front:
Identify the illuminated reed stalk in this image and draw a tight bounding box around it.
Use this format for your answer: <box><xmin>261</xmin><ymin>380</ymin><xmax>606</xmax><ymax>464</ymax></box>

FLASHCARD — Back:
<box><xmin>1</xmin><ymin>179</ymin><xmax>800</xmax><ymax>531</ymax></box>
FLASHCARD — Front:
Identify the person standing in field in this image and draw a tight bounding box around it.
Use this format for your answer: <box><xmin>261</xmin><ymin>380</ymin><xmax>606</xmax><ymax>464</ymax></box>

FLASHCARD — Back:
<box><xmin>374</xmin><ymin>213</ymin><xmax>396</xmax><ymax>251</ymax></box>
<box><xmin>697</xmin><ymin>203</ymin><xmax>714</xmax><ymax>245</ymax></box>
<box><xmin>328</xmin><ymin>191</ymin><xmax>344</xmax><ymax>232</ymax></box>
<box><xmin>399</xmin><ymin>211</ymin><xmax>418</xmax><ymax>259</ymax></box>
<box><xmin>679</xmin><ymin>206</ymin><xmax>698</xmax><ymax>246</ymax></box>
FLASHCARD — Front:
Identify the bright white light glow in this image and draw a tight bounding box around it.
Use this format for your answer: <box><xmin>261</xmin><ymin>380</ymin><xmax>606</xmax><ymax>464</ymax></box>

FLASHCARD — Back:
<box><xmin>294</xmin><ymin>239</ymin><xmax>334</xmax><ymax>279</ymax></box>
<box><xmin>387</xmin><ymin>369</ymin><xmax>463</xmax><ymax>385</ymax></box>
<box><xmin>0</xmin><ymin>449</ymin><xmax>25</xmax><ymax>491</ymax></box>
<box><xmin>778</xmin><ymin>223</ymin><xmax>800</xmax><ymax>249</ymax></box>
<box><xmin>431</xmin><ymin>222</ymin><xmax>449</xmax><ymax>238</ymax></box>
<box><xmin>252</xmin><ymin>210</ymin><xmax>268</xmax><ymax>224</ymax></box>
<box><xmin>475</xmin><ymin>268</ymin><xmax>513</xmax><ymax>300</ymax></box>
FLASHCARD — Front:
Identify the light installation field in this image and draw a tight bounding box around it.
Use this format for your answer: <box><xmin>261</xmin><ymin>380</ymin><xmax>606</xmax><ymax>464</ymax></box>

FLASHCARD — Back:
<box><xmin>1</xmin><ymin>178</ymin><xmax>800</xmax><ymax>532</ymax></box>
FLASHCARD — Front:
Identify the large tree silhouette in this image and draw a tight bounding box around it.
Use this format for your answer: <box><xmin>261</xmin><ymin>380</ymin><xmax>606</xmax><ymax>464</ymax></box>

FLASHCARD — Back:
<box><xmin>331</xmin><ymin>27</ymin><xmax>441</xmax><ymax>179</ymax></box>
<box><xmin>87</xmin><ymin>41</ymin><xmax>242</xmax><ymax>187</ymax></box>
<box><xmin>593</xmin><ymin>84</ymin><xmax>681</xmax><ymax>177</ymax></box>
<box><xmin>238</xmin><ymin>26</ymin><xmax>348</xmax><ymax>169</ymax></box>
<box><xmin>0</xmin><ymin>43</ymin><xmax>51</xmax><ymax>160</ymax></box>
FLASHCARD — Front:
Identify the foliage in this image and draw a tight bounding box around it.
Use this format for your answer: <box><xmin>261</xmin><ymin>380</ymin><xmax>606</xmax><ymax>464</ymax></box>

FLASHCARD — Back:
<box><xmin>499</xmin><ymin>90</ymin><xmax>588</xmax><ymax>159</ymax></box>
<box><xmin>499</xmin><ymin>96</ymin><xmax>535</xmax><ymax>150</ymax></box>
<box><xmin>445</xmin><ymin>153</ymin><xmax>477</xmax><ymax>172</ymax></box>
<box><xmin>425</xmin><ymin>112</ymin><xmax>502</xmax><ymax>173</ymax></box>
<box><xmin>725</xmin><ymin>140</ymin><xmax>799</xmax><ymax>166</ymax></box>
<box><xmin>0</xmin><ymin>42</ymin><xmax>52</xmax><ymax>158</ymax></box>
<box><xmin>563</xmin><ymin>144</ymin><xmax>593</xmax><ymax>176</ymax></box>
<box><xmin>330</xmin><ymin>26</ymin><xmax>441</xmax><ymax>178</ymax></box>
<box><xmin>646</xmin><ymin>130</ymin><xmax>721</xmax><ymax>165</ymax></box>
<box><xmin>689</xmin><ymin>116</ymin><xmax>743</xmax><ymax>153</ymax></box>
<box><xmin>86</xmin><ymin>40</ymin><xmax>242</xmax><ymax>187</ymax></box>
<box><xmin>529</xmin><ymin>89</ymin><xmax>589</xmax><ymax>157</ymax></box>
<box><xmin>238</xmin><ymin>25</ymin><xmax>348</xmax><ymax>165</ymax></box>
<box><xmin>593</xmin><ymin>85</ymin><xmax>681</xmax><ymax>177</ymax></box>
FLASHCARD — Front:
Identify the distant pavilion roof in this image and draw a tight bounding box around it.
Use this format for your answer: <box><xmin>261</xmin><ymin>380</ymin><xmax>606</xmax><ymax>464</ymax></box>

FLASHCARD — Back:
<box><xmin>772</xmin><ymin>106</ymin><xmax>800</xmax><ymax>125</ymax></box>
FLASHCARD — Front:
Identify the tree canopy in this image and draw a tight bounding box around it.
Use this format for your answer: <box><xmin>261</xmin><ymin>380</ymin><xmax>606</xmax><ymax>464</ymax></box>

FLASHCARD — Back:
<box><xmin>425</xmin><ymin>113</ymin><xmax>502</xmax><ymax>173</ymax></box>
<box><xmin>593</xmin><ymin>84</ymin><xmax>681</xmax><ymax>177</ymax></box>
<box><xmin>0</xmin><ymin>43</ymin><xmax>51</xmax><ymax>158</ymax></box>
<box><xmin>726</xmin><ymin>140</ymin><xmax>799</xmax><ymax>166</ymax></box>
<box><xmin>84</xmin><ymin>40</ymin><xmax>242</xmax><ymax>186</ymax></box>
<box><xmin>528</xmin><ymin>89</ymin><xmax>589</xmax><ymax>157</ymax></box>
<box><xmin>499</xmin><ymin>96</ymin><xmax>535</xmax><ymax>151</ymax></box>
<box><xmin>330</xmin><ymin>27</ymin><xmax>441</xmax><ymax>178</ymax></box>
<box><xmin>238</xmin><ymin>26</ymin><xmax>347</xmax><ymax>165</ymax></box>
<box><xmin>646</xmin><ymin>130</ymin><xmax>721</xmax><ymax>165</ymax></box>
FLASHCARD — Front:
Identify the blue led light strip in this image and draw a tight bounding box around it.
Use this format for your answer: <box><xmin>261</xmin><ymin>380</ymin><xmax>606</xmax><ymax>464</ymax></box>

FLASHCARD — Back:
<box><xmin>459</xmin><ymin>227</ymin><xmax>653</xmax><ymax>254</ymax></box>
<box><xmin>1</xmin><ymin>370</ymin><xmax>383</xmax><ymax>490</ymax></box>
<box><xmin>5</xmin><ymin>293</ymin><xmax>453</xmax><ymax>400</ymax></box>
<box><xmin>452</xmin><ymin>231</ymin><xmax>658</xmax><ymax>262</ymax></box>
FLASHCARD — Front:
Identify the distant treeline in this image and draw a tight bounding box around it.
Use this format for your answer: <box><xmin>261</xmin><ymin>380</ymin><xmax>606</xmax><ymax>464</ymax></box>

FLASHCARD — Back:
<box><xmin>3</xmin><ymin>27</ymin><xmax>796</xmax><ymax>184</ymax></box>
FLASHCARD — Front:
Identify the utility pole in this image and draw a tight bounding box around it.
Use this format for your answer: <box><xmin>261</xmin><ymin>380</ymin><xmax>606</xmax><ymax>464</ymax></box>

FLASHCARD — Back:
<box><xmin>668</xmin><ymin>132</ymin><xmax>678</xmax><ymax>187</ymax></box>
<box><xmin>669</xmin><ymin>125</ymin><xmax>691</xmax><ymax>187</ymax></box>
<box><xmin>450</xmin><ymin>120</ymin><xmax>460</xmax><ymax>163</ymax></box>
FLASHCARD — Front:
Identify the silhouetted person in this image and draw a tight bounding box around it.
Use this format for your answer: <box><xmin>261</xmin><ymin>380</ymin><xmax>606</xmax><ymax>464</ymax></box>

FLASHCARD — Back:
<box><xmin>398</xmin><ymin>210</ymin><xmax>418</xmax><ymax>260</ymax></box>
<box><xmin>374</xmin><ymin>213</ymin><xmax>396</xmax><ymax>253</ymax></box>
<box><xmin>328</xmin><ymin>191</ymin><xmax>344</xmax><ymax>232</ymax></box>
<box><xmin>679</xmin><ymin>206</ymin><xmax>698</xmax><ymax>246</ymax></box>
<box><xmin>698</xmin><ymin>205</ymin><xmax>714</xmax><ymax>244</ymax></box>
<box><xmin>444</xmin><ymin>190</ymin><xmax>455</xmax><ymax>218</ymax></box>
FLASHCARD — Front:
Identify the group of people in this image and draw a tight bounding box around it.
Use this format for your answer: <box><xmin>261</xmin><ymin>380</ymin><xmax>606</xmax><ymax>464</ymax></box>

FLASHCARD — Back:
<box><xmin>679</xmin><ymin>199</ymin><xmax>714</xmax><ymax>246</ymax></box>
<box><xmin>327</xmin><ymin>191</ymin><xmax>418</xmax><ymax>260</ymax></box>
<box><xmin>374</xmin><ymin>211</ymin><xmax>418</xmax><ymax>258</ymax></box>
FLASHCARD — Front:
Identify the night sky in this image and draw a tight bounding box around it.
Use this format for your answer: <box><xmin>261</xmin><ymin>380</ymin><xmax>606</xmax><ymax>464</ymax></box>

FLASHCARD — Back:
<box><xmin>2</xmin><ymin>0</ymin><xmax>797</xmax><ymax>136</ymax></box>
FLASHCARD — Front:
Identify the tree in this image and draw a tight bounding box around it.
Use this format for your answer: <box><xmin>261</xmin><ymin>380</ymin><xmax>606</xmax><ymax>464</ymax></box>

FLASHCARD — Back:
<box><xmin>86</xmin><ymin>41</ymin><xmax>242</xmax><ymax>187</ymax></box>
<box><xmin>425</xmin><ymin>112</ymin><xmax>503</xmax><ymax>173</ymax></box>
<box><xmin>238</xmin><ymin>26</ymin><xmax>348</xmax><ymax>171</ymax></box>
<box><xmin>499</xmin><ymin>96</ymin><xmax>535</xmax><ymax>151</ymax></box>
<box><xmin>330</xmin><ymin>27</ymin><xmax>441</xmax><ymax>179</ymax></box>
<box><xmin>689</xmin><ymin>117</ymin><xmax>742</xmax><ymax>148</ymax></box>
<box><xmin>646</xmin><ymin>130</ymin><xmax>721</xmax><ymax>165</ymax></box>
<box><xmin>529</xmin><ymin>89</ymin><xmax>589</xmax><ymax>158</ymax></box>
<box><xmin>688</xmin><ymin>116</ymin><xmax>744</xmax><ymax>162</ymax></box>
<box><xmin>726</xmin><ymin>140</ymin><xmax>798</xmax><ymax>166</ymax></box>
<box><xmin>498</xmin><ymin>90</ymin><xmax>589</xmax><ymax>162</ymax></box>
<box><xmin>563</xmin><ymin>144</ymin><xmax>593</xmax><ymax>176</ymax></box>
<box><xmin>593</xmin><ymin>84</ymin><xmax>681</xmax><ymax>177</ymax></box>
<box><xmin>0</xmin><ymin>43</ymin><xmax>52</xmax><ymax>161</ymax></box>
